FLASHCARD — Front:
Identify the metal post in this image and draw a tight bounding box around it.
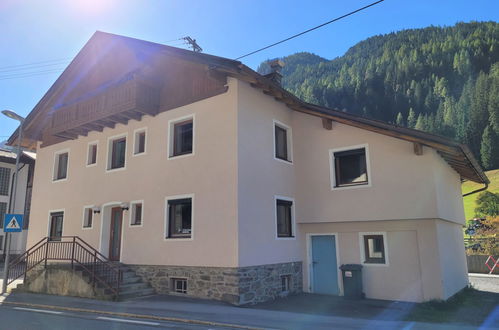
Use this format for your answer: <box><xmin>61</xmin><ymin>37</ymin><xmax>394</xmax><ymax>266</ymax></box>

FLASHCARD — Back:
<box><xmin>2</xmin><ymin>122</ymin><xmax>22</xmax><ymax>294</ymax></box>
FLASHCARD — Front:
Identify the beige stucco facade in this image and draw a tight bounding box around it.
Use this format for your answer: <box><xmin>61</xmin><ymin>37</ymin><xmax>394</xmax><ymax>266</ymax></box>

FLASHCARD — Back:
<box><xmin>27</xmin><ymin>77</ymin><xmax>469</xmax><ymax>303</ymax></box>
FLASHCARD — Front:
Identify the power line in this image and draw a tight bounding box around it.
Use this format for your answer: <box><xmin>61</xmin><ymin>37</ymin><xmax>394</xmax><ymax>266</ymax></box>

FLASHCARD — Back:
<box><xmin>0</xmin><ymin>60</ymin><xmax>70</xmax><ymax>74</ymax></box>
<box><xmin>0</xmin><ymin>58</ymin><xmax>72</xmax><ymax>71</ymax></box>
<box><xmin>0</xmin><ymin>68</ymin><xmax>64</xmax><ymax>81</ymax></box>
<box><xmin>235</xmin><ymin>0</ymin><xmax>384</xmax><ymax>60</ymax></box>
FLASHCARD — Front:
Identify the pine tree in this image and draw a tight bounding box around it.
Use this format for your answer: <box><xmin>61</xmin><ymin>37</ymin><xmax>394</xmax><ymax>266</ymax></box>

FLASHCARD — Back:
<box><xmin>396</xmin><ymin>112</ymin><xmax>404</xmax><ymax>126</ymax></box>
<box><xmin>415</xmin><ymin>114</ymin><xmax>426</xmax><ymax>131</ymax></box>
<box><xmin>480</xmin><ymin>125</ymin><xmax>499</xmax><ymax>170</ymax></box>
<box><xmin>407</xmin><ymin>108</ymin><xmax>417</xmax><ymax>128</ymax></box>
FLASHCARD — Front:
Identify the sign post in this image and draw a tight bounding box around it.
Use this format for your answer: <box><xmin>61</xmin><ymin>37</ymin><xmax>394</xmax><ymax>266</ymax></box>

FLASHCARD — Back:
<box><xmin>2</xmin><ymin>214</ymin><xmax>23</xmax><ymax>294</ymax></box>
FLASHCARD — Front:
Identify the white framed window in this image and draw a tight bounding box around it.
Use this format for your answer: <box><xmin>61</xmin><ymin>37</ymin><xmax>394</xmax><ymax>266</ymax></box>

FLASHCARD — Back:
<box><xmin>86</xmin><ymin>141</ymin><xmax>98</xmax><ymax>167</ymax></box>
<box><xmin>53</xmin><ymin>149</ymin><xmax>70</xmax><ymax>182</ymax></box>
<box><xmin>171</xmin><ymin>278</ymin><xmax>187</xmax><ymax>294</ymax></box>
<box><xmin>164</xmin><ymin>194</ymin><xmax>194</xmax><ymax>240</ymax></box>
<box><xmin>329</xmin><ymin>144</ymin><xmax>372</xmax><ymax>190</ymax></box>
<box><xmin>106</xmin><ymin>133</ymin><xmax>127</xmax><ymax>172</ymax></box>
<box><xmin>133</xmin><ymin>128</ymin><xmax>147</xmax><ymax>156</ymax></box>
<box><xmin>130</xmin><ymin>200</ymin><xmax>144</xmax><ymax>227</ymax></box>
<box><xmin>359</xmin><ymin>232</ymin><xmax>389</xmax><ymax>266</ymax></box>
<box><xmin>273</xmin><ymin>119</ymin><xmax>293</xmax><ymax>164</ymax></box>
<box><xmin>168</xmin><ymin>114</ymin><xmax>195</xmax><ymax>159</ymax></box>
<box><xmin>82</xmin><ymin>205</ymin><xmax>94</xmax><ymax>229</ymax></box>
<box><xmin>274</xmin><ymin>195</ymin><xmax>296</xmax><ymax>240</ymax></box>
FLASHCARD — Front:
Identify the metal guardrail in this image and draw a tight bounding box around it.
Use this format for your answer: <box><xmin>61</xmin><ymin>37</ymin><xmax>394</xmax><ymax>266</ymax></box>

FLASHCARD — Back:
<box><xmin>7</xmin><ymin>236</ymin><xmax>122</xmax><ymax>297</ymax></box>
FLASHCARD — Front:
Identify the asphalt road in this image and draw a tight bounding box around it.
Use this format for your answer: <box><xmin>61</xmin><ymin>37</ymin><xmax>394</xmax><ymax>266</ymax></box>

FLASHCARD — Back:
<box><xmin>0</xmin><ymin>305</ymin><xmax>238</xmax><ymax>330</ymax></box>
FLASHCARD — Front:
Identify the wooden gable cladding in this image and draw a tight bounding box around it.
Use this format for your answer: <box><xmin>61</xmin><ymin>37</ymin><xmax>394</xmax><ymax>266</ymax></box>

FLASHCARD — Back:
<box><xmin>157</xmin><ymin>58</ymin><xmax>227</xmax><ymax>112</ymax></box>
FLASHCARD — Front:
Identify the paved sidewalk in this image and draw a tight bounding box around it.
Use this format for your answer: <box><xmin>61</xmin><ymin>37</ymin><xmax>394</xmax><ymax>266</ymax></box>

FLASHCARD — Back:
<box><xmin>469</xmin><ymin>273</ymin><xmax>499</xmax><ymax>293</ymax></box>
<box><xmin>0</xmin><ymin>292</ymin><xmax>487</xmax><ymax>330</ymax></box>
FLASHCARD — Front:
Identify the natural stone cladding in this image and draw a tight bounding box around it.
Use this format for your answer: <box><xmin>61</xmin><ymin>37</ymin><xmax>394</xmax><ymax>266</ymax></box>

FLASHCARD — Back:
<box><xmin>128</xmin><ymin>261</ymin><xmax>302</xmax><ymax>305</ymax></box>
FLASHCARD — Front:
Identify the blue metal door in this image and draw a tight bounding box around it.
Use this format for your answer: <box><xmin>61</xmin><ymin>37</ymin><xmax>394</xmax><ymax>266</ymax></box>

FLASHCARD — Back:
<box><xmin>311</xmin><ymin>235</ymin><xmax>339</xmax><ymax>295</ymax></box>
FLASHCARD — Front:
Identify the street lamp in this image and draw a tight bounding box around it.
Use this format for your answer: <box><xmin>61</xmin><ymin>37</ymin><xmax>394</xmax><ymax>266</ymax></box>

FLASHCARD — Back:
<box><xmin>1</xmin><ymin>109</ymin><xmax>25</xmax><ymax>295</ymax></box>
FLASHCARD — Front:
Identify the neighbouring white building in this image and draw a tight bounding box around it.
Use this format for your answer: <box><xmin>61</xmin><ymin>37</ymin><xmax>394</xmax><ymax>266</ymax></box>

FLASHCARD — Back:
<box><xmin>0</xmin><ymin>147</ymin><xmax>35</xmax><ymax>258</ymax></box>
<box><xmin>7</xmin><ymin>32</ymin><xmax>488</xmax><ymax>304</ymax></box>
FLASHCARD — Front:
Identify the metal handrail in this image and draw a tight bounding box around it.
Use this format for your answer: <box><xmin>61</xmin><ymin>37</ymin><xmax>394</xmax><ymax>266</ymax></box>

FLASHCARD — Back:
<box><xmin>6</xmin><ymin>236</ymin><xmax>122</xmax><ymax>298</ymax></box>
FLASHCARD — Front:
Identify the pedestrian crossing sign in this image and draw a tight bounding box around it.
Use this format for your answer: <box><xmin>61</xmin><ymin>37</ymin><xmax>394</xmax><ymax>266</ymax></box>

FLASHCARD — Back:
<box><xmin>4</xmin><ymin>214</ymin><xmax>23</xmax><ymax>232</ymax></box>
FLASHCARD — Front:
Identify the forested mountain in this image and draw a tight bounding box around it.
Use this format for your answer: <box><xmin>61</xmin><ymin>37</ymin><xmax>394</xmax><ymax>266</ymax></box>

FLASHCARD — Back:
<box><xmin>258</xmin><ymin>22</ymin><xmax>499</xmax><ymax>170</ymax></box>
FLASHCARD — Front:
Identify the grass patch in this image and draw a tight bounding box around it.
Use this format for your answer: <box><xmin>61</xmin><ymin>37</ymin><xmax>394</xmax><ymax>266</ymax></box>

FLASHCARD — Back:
<box><xmin>405</xmin><ymin>286</ymin><xmax>499</xmax><ymax>325</ymax></box>
<box><xmin>462</xmin><ymin>169</ymin><xmax>499</xmax><ymax>221</ymax></box>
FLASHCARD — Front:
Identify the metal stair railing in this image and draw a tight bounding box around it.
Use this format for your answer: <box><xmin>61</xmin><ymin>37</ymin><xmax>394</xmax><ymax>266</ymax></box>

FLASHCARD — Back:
<box><xmin>6</xmin><ymin>236</ymin><xmax>122</xmax><ymax>298</ymax></box>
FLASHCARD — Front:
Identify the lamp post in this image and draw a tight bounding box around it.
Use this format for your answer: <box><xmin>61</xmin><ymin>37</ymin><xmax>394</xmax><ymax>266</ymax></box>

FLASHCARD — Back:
<box><xmin>1</xmin><ymin>110</ymin><xmax>25</xmax><ymax>294</ymax></box>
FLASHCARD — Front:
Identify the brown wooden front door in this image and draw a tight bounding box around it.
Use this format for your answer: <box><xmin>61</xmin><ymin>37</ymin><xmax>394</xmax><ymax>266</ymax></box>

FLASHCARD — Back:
<box><xmin>109</xmin><ymin>207</ymin><xmax>123</xmax><ymax>261</ymax></box>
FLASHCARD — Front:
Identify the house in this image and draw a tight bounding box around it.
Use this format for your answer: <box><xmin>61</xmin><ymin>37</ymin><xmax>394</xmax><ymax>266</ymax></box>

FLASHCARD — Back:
<box><xmin>0</xmin><ymin>147</ymin><xmax>35</xmax><ymax>259</ymax></box>
<box><xmin>7</xmin><ymin>32</ymin><xmax>488</xmax><ymax>304</ymax></box>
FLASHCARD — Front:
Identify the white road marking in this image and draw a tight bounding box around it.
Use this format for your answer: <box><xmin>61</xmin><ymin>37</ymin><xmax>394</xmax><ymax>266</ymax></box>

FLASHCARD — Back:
<box><xmin>97</xmin><ymin>316</ymin><xmax>160</xmax><ymax>326</ymax></box>
<box><xmin>13</xmin><ymin>307</ymin><xmax>63</xmax><ymax>315</ymax></box>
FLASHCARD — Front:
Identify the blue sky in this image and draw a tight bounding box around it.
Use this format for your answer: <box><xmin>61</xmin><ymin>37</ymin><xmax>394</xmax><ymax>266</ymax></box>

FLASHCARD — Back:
<box><xmin>0</xmin><ymin>0</ymin><xmax>498</xmax><ymax>138</ymax></box>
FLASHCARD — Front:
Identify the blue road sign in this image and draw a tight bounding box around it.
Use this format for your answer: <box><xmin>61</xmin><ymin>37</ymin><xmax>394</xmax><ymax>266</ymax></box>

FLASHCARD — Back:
<box><xmin>4</xmin><ymin>214</ymin><xmax>23</xmax><ymax>232</ymax></box>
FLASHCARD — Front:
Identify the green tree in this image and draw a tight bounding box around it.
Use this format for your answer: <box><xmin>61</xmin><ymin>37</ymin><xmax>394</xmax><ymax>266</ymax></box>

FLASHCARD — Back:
<box><xmin>396</xmin><ymin>112</ymin><xmax>404</xmax><ymax>126</ymax></box>
<box><xmin>407</xmin><ymin>108</ymin><xmax>417</xmax><ymax>128</ymax></box>
<box><xmin>475</xmin><ymin>191</ymin><xmax>499</xmax><ymax>217</ymax></box>
<box><xmin>480</xmin><ymin>125</ymin><xmax>499</xmax><ymax>170</ymax></box>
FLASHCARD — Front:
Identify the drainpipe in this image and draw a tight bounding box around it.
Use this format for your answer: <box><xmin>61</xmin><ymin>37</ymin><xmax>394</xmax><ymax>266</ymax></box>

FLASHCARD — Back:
<box><xmin>462</xmin><ymin>183</ymin><xmax>488</xmax><ymax>197</ymax></box>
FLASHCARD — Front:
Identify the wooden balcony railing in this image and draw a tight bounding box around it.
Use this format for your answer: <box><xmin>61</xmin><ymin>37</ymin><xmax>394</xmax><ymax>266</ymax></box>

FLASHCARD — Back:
<box><xmin>49</xmin><ymin>77</ymin><xmax>159</xmax><ymax>138</ymax></box>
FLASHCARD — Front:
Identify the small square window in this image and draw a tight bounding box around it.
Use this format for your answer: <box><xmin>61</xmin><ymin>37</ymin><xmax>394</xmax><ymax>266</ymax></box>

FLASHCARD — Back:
<box><xmin>134</xmin><ymin>130</ymin><xmax>146</xmax><ymax>155</ymax></box>
<box><xmin>167</xmin><ymin>198</ymin><xmax>192</xmax><ymax>238</ymax></box>
<box><xmin>333</xmin><ymin>148</ymin><xmax>368</xmax><ymax>187</ymax></box>
<box><xmin>170</xmin><ymin>119</ymin><xmax>193</xmax><ymax>157</ymax></box>
<box><xmin>274</xmin><ymin>121</ymin><xmax>292</xmax><ymax>162</ymax></box>
<box><xmin>54</xmin><ymin>152</ymin><xmax>69</xmax><ymax>181</ymax></box>
<box><xmin>363</xmin><ymin>235</ymin><xmax>386</xmax><ymax>264</ymax></box>
<box><xmin>83</xmin><ymin>207</ymin><xmax>93</xmax><ymax>228</ymax></box>
<box><xmin>131</xmin><ymin>202</ymin><xmax>143</xmax><ymax>226</ymax></box>
<box><xmin>171</xmin><ymin>278</ymin><xmax>187</xmax><ymax>294</ymax></box>
<box><xmin>281</xmin><ymin>275</ymin><xmax>291</xmax><ymax>292</ymax></box>
<box><xmin>276</xmin><ymin>199</ymin><xmax>293</xmax><ymax>238</ymax></box>
<box><xmin>108</xmin><ymin>137</ymin><xmax>126</xmax><ymax>170</ymax></box>
<box><xmin>87</xmin><ymin>143</ymin><xmax>97</xmax><ymax>165</ymax></box>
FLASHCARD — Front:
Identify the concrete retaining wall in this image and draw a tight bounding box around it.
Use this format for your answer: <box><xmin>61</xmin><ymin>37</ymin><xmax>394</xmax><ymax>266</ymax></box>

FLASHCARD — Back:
<box><xmin>23</xmin><ymin>264</ymin><xmax>111</xmax><ymax>300</ymax></box>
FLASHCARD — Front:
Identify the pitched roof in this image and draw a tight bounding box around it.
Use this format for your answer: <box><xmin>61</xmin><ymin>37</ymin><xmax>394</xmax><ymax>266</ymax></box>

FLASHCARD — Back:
<box><xmin>8</xmin><ymin>31</ymin><xmax>488</xmax><ymax>184</ymax></box>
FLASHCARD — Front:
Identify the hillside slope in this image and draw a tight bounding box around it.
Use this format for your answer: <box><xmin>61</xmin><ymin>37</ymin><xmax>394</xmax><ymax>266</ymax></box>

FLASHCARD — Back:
<box><xmin>462</xmin><ymin>169</ymin><xmax>499</xmax><ymax>220</ymax></box>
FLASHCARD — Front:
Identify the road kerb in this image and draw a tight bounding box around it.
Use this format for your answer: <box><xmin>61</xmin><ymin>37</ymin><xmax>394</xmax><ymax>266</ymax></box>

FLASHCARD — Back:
<box><xmin>0</xmin><ymin>300</ymin><xmax>266</xmax><ymax>330</ymax></box>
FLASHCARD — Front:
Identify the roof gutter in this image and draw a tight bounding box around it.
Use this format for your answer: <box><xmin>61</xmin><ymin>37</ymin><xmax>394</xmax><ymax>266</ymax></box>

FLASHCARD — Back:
<box><xmin>462</xmin><ymin>182</ymin><xmax>488</xmax><ymax>197</ymax></box>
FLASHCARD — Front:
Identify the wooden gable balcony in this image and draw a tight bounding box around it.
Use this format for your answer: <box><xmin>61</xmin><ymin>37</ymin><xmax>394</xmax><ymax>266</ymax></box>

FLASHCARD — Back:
<box><xmin>49</xmin><ymin>77</ymin><xmax>160</xmax><ymax>139</ymax></box>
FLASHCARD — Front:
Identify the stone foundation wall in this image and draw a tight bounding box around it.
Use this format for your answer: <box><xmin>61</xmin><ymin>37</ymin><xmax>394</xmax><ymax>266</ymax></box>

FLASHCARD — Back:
<box><xmin>128</xmin><ymin>261</ymin><xmax>302</xmax><ymax>305</ymax></box>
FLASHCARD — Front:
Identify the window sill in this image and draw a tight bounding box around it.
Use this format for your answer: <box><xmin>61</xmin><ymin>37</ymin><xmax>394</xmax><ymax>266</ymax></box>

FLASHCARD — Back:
<box><xmin>130</xmin><ymin>223</ymin><xmax>143</xmax><ymax>227</ymax></box>
<box><xmin>274</xmin><ymin>156</ymin><xmax>293</xmax><ymax>165</ymax></box>
<box><xmin>164</xmin><ymin>236</ymin><xmax>193</xmax><ymax>241</ymax></box>
<box><xmin>168</xmin><ymin>152</ymin><xmax>194</xmax><ymax>160</ymax></box>
<box><xmin>132</xmin><ymin>152</ymin><xmax>147</xmax><ymax>157</ymax></box>
<box><xmin>331</xmin><ymin>182</ymin><xmax>371</xmax><ymax>191</ymax></box>
<box><xmin>276</xmin><ymin>236</ymin><xmax>296</xmax><ymax>240</ymax></box>
<box><xmin>362</xmin><ymin>261</ymin><xmax>389</xmax><ymax>267</ymax></box>
<box><xmin>52</xmin><ymin>178</ymin><xmax>68</xmax><ymax>183</ymax></box>
<box><xmin>106</xmin><ymin>166</ymin><xmax>126</xmax><ymax>173</ymax></box>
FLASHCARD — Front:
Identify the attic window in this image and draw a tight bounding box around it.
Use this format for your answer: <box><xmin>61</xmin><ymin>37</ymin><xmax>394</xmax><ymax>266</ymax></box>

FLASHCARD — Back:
<box><xmin>330</xmin><ymin>146</ymin><xmax>370</xmax><ymax>189</ymax></box>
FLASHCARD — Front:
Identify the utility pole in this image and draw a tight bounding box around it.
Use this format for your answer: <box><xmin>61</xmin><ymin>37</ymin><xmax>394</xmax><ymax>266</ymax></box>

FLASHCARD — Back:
<box><xmin>182</xmin><ymin>36</ymin><xmax>202</xmax><ymax>53</ymax></box>
<box><xmin>1</xmin><ymin>110</ymin><xmax>24</xmax><ymax>295</ymax></box>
